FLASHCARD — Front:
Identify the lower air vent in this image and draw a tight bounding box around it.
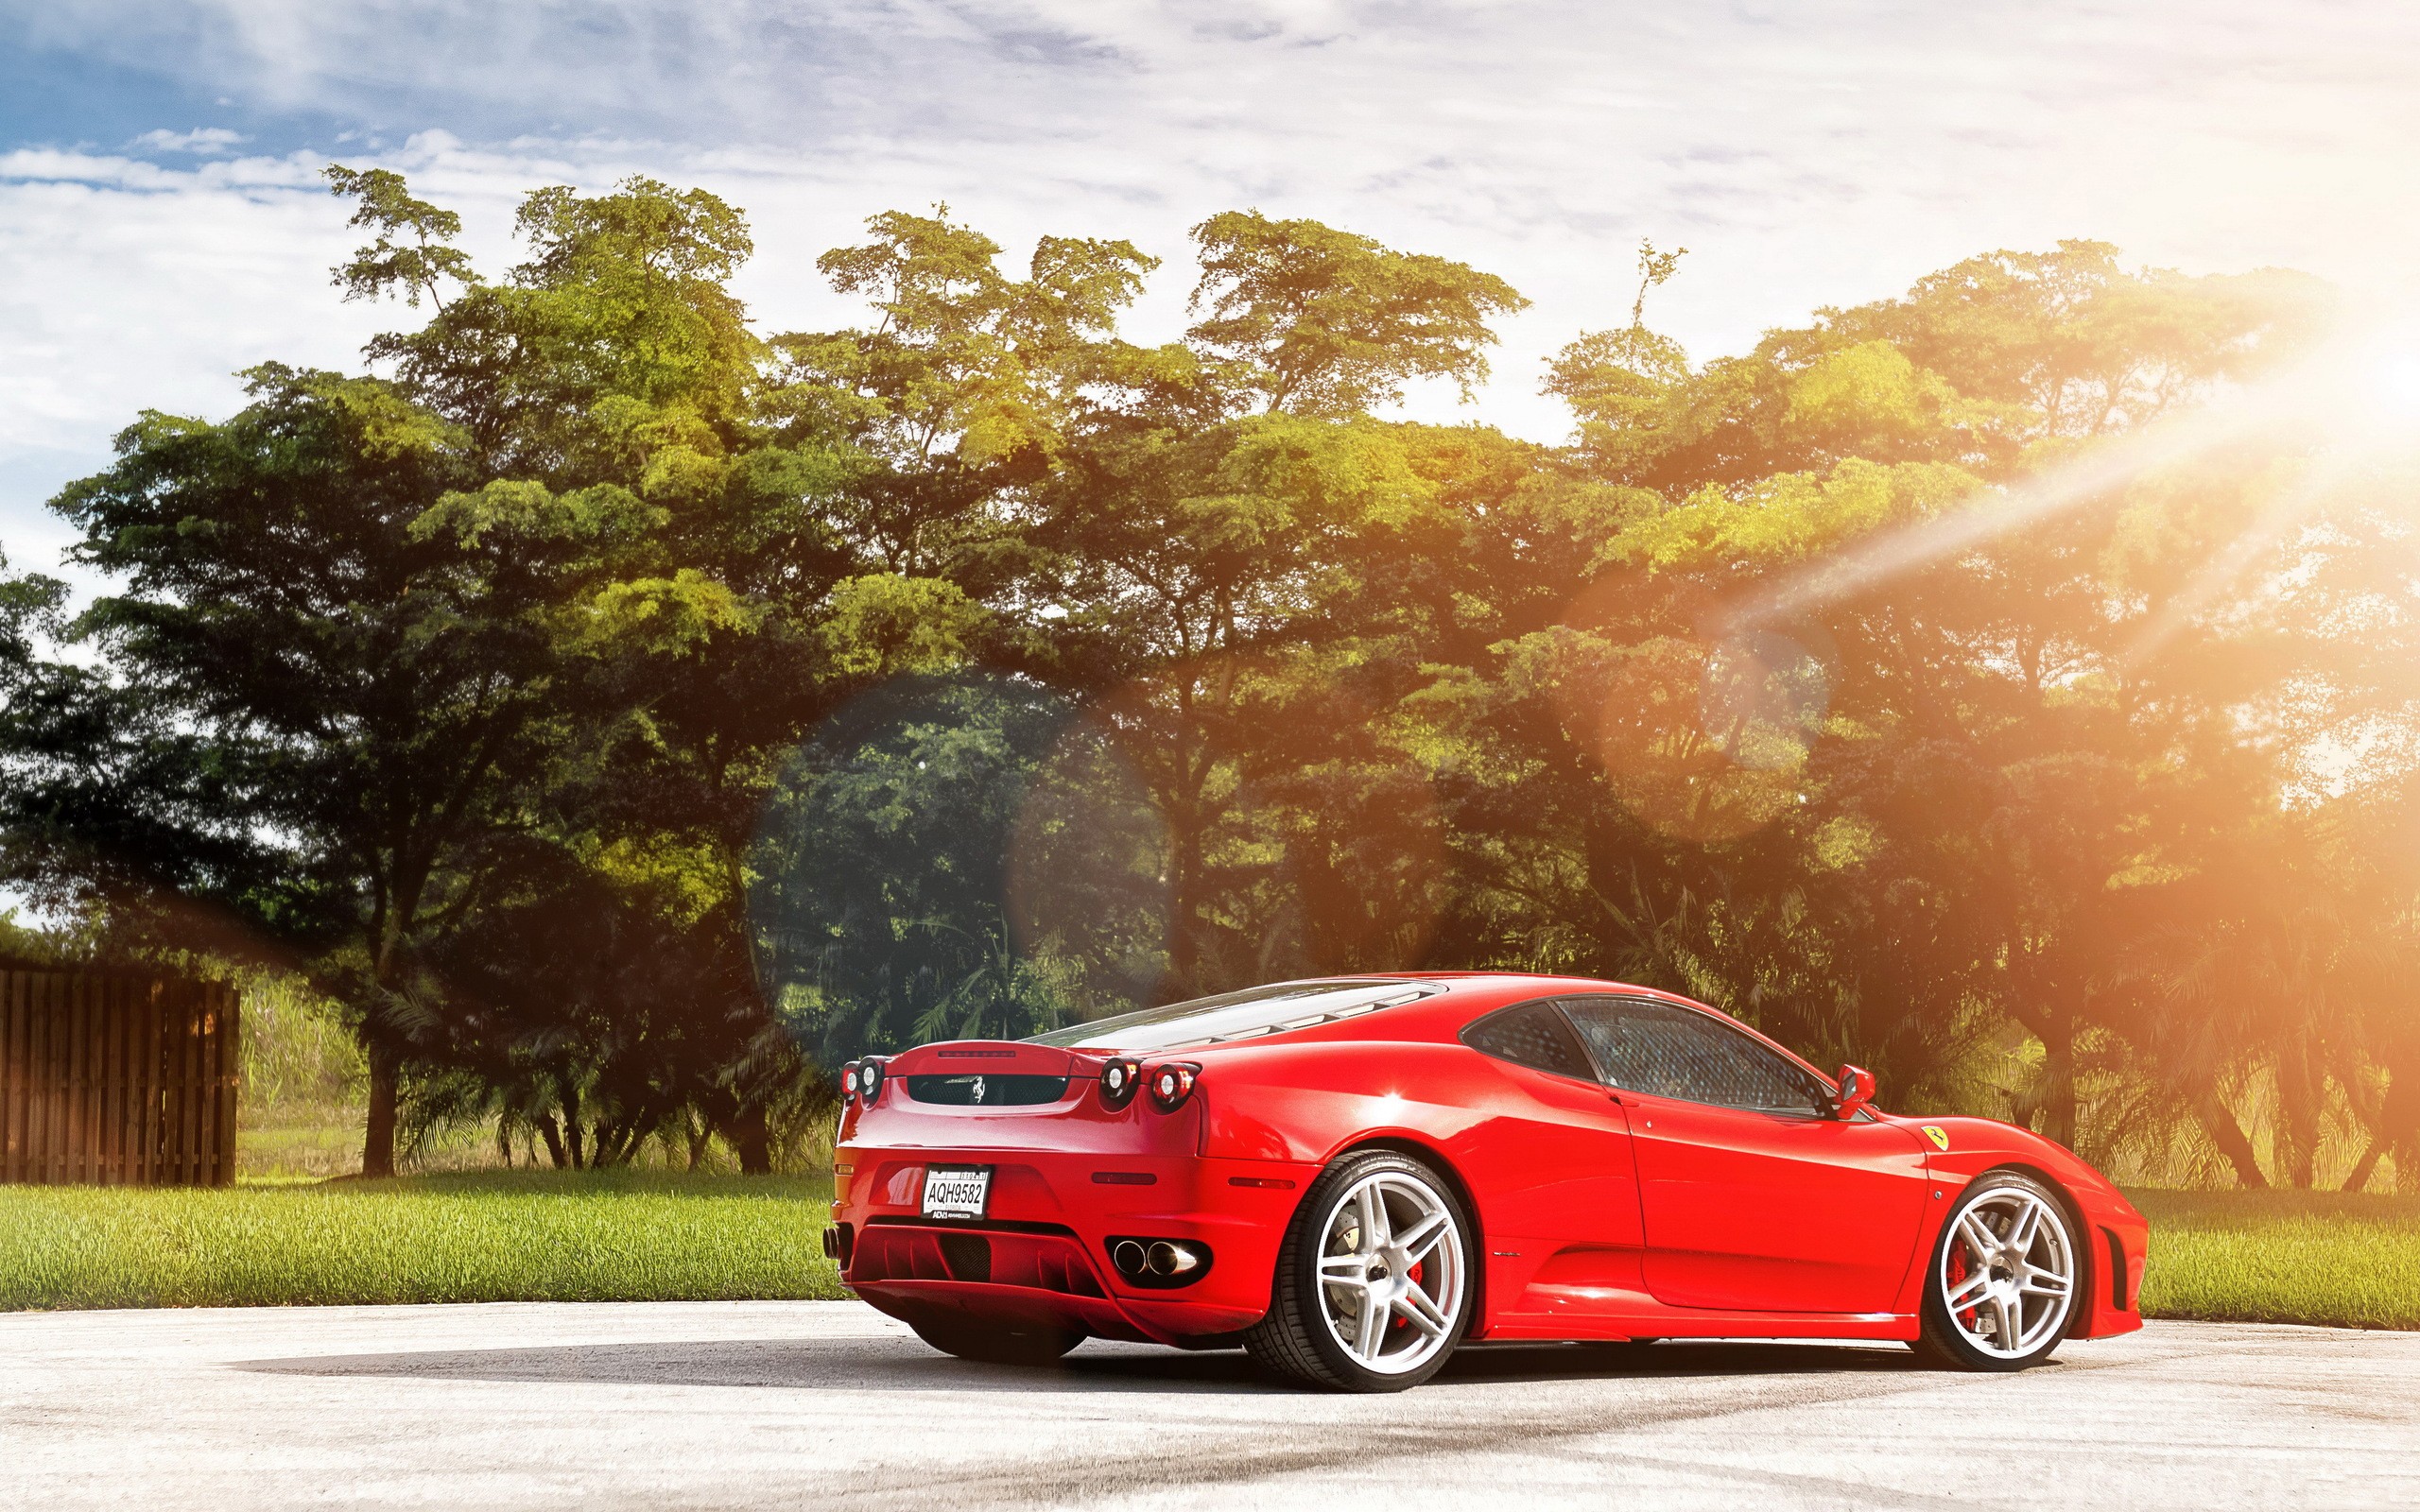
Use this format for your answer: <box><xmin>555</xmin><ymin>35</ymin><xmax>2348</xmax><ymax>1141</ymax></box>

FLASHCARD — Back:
<box><xmin>937</xmin><ymin>1231</ymin><xmax>993</xmax><ymax>1282</ymax></box>
<box><xmin>904</xmin><ymin>1074</ymin><xmax>1070</xmax><ymax>1106</ymax></box>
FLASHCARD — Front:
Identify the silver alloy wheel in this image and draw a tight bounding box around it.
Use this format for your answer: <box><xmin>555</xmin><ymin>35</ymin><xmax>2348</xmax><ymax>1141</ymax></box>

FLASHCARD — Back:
<box><xmin>1313</xmin><ymin>1168</ymin><xmax>1465</xmax><ymax>1376</ymax></box>
<box><xmin>1939</xmin><ymin>1185</ymin><xmax>2076</xmax><ymax>1359</ymax></box>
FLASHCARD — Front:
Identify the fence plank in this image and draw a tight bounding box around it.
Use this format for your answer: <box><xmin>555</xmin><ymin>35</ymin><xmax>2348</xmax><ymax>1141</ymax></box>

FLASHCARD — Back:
<box><xmin>2</xmin><ymin>975</ymin><xmax>18</xmax><ymax>1181</ymax></box>
<box><xmin>108</xmin><ymin>975</ymin><xmax>129</xmax><ymax>1186</ymax></box>
<box><xmin>99</xmin><ymin>978</ymin><xmax>115</xmax><ymax>1183</ymax></box>
<box><xmin>62</xmin><ymin>975</ymin><xmax>79</xmax><ymax>1186</ymax></box>
<box><xmin>197</xmin><ymin>987</ymin><xmax>216</xmax><ymax>1187</ymax></box>
<box><xmin>216</xmin><ymin>986</ymin><xmax>239</xmax><ymax>1187</ymax></box>
<box><xmin>86</xmin><ymin>975</ymin><xmax>104</xmax><ymax>1185</ymax></box>
<box><xmin>49</xmin><ymin>974</ymin><xmax>67</xmax><ymax>1185</ymax></box>
<box><xmin>188</xmin><ymin>982</ymin><xmax>205</xmax><ymax>1186</ymax></box>
<box><xmin>120</xmin><ymin>975</ymin><xmax>140</xmax><ymax>1186</ymax></box>
<box><xmin>2</xmin><ymin>974</ymin><xmax>20</xmax><ymax>1181</ymax></box>
<box><xmin>17</xmin><ymin>972</ymin><xmax>31</xmax><ymax>1184</ymax></box>
<box><xmin>9</xmin><ymin>972</ymin><xmax>27</xmax><ymax>1184</ymax></box>
<box><xmin>157</xmin><ymin>980</ymin><xmax>174</xmax><ymax>1185</ymax></box>
<box><xmin>69</xmin><ymin>974</ymin><xmax>90</xmax><ymax>1185</ymax></box>
<box><xmin>19</xmin><ymin>972</ymin><xmax>36</xmax><ymax>1184</ymax></box>
<box><xmin>157</xmin><ymin>979</ymin><xmax>176</xmax><ymax>1186</ymax></box>
<box><xmin>33</xmin><ymin>973</ymin><xmax>54</xmax><ymax>1183</ymax></box>
<box><xmin>33</xmin><ymin>973</ymin><xmax>49</xmax><ymax>1184</ymax></box>
<box><xmin>142</xmin><ymin>980</ymin><xmax>163</xmax><ymax>1186</ymax></box>
<box><xmin>182</xmin><ymin>981</ymin><xmax>203</xmax><ymax>1187</ymax></box>
<box><xmin>164</xmin><ymin>980</ymin><xmax>183</xmax><ymax>1187</ymax></box>
<box><xmin>100</xmin><ymin>976</ymin><xmax>119</xmax><ymax>1185</ymax></box>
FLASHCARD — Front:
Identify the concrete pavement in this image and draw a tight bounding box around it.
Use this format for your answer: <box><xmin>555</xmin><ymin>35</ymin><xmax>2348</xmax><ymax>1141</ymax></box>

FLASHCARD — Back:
<box><xmin>2</xmin><ymin>1302</ymin><xmax>2414</xmax><ymax>1510</ymax></box>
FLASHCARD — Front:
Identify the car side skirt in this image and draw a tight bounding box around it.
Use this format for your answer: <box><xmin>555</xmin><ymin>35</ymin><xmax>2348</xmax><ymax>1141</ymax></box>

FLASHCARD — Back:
<box><xmin>1483</xmin><ymin>1306</ymin><xmax>1920</xmax><ymax>1344</ymax></box>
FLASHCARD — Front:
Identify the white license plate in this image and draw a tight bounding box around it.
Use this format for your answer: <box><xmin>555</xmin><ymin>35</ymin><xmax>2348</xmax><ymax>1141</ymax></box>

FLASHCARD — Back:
<box><xmin>921</xmin><ymin>1165</ymin><xmax>992</xmax><ymax>1220</ymax></box>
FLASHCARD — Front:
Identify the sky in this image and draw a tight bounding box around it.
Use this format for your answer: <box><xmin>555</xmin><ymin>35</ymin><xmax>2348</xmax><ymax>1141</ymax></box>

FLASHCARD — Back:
<box><xmin>5</xmin><ymin>0</ymin><xmax>2420</xmax><ymax>585</ymax></box>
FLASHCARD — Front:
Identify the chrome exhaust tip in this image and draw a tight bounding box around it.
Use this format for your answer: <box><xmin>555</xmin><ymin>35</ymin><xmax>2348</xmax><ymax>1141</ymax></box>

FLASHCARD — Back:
<box><xmin>1146</xmin><ymin>1241</ymin><xmax>1200</xmax><ymax>1277</ymax></box>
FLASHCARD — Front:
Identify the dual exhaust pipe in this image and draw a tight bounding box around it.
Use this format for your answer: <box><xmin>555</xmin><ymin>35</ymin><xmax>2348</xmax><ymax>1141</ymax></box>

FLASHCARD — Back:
<box><xmin>1108</xmin><ymin>1236</ymin><xmax>1212</xmax><ymax>1288</ymax></box>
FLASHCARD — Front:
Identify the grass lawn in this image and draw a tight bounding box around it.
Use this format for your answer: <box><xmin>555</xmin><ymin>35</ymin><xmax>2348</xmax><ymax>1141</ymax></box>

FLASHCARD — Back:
<box><xmin>2130</xmin><ymin>1187</ymin><xmax>2420</xmax><ymax>1332</ymax></box>
<box><xmin>0</xmin><ymin>1170</ymin><xmax>847</xmax><ymax>1311</ymax></box>
<box><xmin>5</xmin><ymin>1172</ymin><xmax>2412</xmax><ymax>1328</ymax></box>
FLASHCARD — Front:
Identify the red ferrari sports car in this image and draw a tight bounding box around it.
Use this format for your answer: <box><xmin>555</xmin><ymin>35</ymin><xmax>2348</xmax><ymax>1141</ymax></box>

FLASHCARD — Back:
<box><xmin>825</xmin><ymin>973</ymin><xmax>2147</xmax><ymax>1391</ymax></box>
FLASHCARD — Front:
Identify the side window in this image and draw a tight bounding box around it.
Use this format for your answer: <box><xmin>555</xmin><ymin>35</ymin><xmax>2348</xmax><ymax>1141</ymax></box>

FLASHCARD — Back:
<box><xmin>1461</xmin><ymin>1001</ymin><xmax>1594</xmax><ymax>1080</ymax></box>
<box><xmin>1561</xmin><ymin>997</ymin><xmax>1826</xmax><ymax>1115</ymax></box>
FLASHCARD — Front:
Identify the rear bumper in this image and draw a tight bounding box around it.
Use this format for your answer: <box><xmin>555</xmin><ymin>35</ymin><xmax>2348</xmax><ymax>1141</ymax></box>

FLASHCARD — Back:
<box><xmin>831</xmin><ymin>1147</ymin><xmax>1314</xmax><ymax>1344</ymax></box>
<box><xmin>843</xmin><ymin>1222</ymin><xmax>1264</xmax><ymax>1344</ymax></box>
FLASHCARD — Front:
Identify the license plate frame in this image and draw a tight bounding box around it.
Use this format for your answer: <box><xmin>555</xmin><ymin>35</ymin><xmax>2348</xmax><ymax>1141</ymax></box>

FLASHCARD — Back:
<box><xmin>920</xmin><ymin>1164</ymin><xmax>994</xmax><ymax>1221</ymax></box>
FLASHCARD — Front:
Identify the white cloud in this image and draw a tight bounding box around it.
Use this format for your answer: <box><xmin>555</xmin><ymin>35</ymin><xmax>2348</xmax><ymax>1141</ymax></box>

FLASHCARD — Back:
<box><xmin>7</xmin><ymin>1</ymin><xmax>2420</xmax><ymax>582</ymax></box>
<box><xmin>128</xmin><ymin>126</ymin><xmax>249</xmax><ymax>152</ymax></box>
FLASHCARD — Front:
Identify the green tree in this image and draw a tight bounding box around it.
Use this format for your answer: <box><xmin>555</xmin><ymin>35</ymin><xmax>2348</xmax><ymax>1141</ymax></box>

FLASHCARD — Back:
<box><xmin>1187</xmin><ymin>211</ymin><xmax>1529</xmax><ymax>418</ymax></box>
<box><xmin>3</xmin><ymin>365</ymin><xmax>606</xmax><ymax>1175</ymax></box>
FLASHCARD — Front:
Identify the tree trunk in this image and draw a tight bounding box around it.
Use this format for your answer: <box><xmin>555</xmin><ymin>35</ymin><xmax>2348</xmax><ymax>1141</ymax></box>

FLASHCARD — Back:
<box><xmin>2192</xmin><ymin>1091</ymin><xmax>2269</xmax><ymax>1190</ymax></box>
<box><xmin>686</xmin><ymin>1115</ymin><xmax>711</xmax><ymax>1171</ymax></box>
<box><xmin>537</xmin><ymin>1114</ymin><xmax>568</xmax><ymax>1168</ymax></box>
<box><xmin>562</xmin><ymin>1086</ymin><xmax>585</xmax><ymax>1169</ymax></box>
<box><xmin>2278</xmin><ymin>1044</ymin><xmax>2320</xmax><ymax>1191</ymax></box>
<box><xmin>726</xmin><ymin>1105</ymin><xmax>773</xmax><ymax>1175</ymax></box>
<box><xmin>362</xmin><ymin>1048</ymin><xmax>399</xmax><ymax>1179</ymax></box>
<box><xmin>2034</xmin><ymin>1016</ymin><xmax>2078</xmax><ymax>1151</ymax></box>
<box><xmin>1165</xmin><ymin>805</ymin><xmax>1204</xmax><ymax>996</ymax></box>
<box><xmin>2341</xmin><ymin>1135</ymin><xmax>2385</xmax><ymax>1194</ymax></box>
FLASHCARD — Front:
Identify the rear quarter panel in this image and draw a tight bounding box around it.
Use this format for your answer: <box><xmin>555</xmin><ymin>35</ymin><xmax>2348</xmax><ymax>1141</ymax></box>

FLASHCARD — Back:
<box><xmin>1195</xmin><ymin>1036</ymin><xmax>1648</xmax><ymax>1334</ymax></box>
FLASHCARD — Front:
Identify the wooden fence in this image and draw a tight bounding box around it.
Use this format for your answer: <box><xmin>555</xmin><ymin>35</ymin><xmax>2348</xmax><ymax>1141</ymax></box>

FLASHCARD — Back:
<box><xmin>0</xmin><ymin>971</ymin><xmax>240</xmax><ymax>1187</ymax></box>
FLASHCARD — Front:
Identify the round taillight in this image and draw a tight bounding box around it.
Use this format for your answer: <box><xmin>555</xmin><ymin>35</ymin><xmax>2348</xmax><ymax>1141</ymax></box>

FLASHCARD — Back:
<box><xmin>839</xmin><ymin>1061</ymin><xmax>860</xmax><ymax>1101</ymax></box>
<box><xmin>856</xmin><ymin>1058</ymin><xmax>886</xmax><ymax>1105</ymax></box>
<box><xmin>1099</xmin><ymin>1057</ymin><xmax>1142</xmax><ymax>1109</ymax></box>
<box><xmin>1147</xmin><ymin>1061</ymin><xmax>1200</xmax><ymax>1112</ymax></box>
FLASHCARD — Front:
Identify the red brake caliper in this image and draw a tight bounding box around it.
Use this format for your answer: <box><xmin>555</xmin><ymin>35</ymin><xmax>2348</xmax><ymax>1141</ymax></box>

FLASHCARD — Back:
<box><xmin>1947</xmin><ymin>1248</ymin><xmax>1977</xmax><ymax>1327</ymax></box>
<box><xmin>1395</xmin><ymin>1261</ymin><xmax>1425</xmax><ymax>1329</ymax></box>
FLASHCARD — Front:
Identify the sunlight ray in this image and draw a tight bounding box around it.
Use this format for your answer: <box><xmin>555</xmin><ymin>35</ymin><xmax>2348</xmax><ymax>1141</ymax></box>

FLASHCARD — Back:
<box><xmin>1729</xmin><ymin>322</ymin><xmax>2420</xmax><ymax>633</ymax></box>
<box><xmin>2121</xmin><ymin>449</ymin><xmax>2361</xmax><ymax>667</ymax></box>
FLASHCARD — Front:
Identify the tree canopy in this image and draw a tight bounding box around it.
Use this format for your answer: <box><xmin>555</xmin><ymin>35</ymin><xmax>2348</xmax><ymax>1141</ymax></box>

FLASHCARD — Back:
<box><xmin>2</xmin><ymin>169</ymin><xmax>2408</xmax><ymax>1194</ymax></box>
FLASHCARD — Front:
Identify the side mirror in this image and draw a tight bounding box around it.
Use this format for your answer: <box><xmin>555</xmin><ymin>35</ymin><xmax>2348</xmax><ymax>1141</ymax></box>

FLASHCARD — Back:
<box><xmin>1832</xmin><ymin>1064</ymin><xmax>1876</xmax><ymax>1121</ymax></box>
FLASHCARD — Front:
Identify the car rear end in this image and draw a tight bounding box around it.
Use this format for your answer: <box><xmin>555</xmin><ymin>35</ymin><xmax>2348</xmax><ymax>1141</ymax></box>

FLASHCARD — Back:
<box><xmin>827</xmin><ymin>1040</ymin><xmax>1312</xmax><ymax>1346</ymax></box>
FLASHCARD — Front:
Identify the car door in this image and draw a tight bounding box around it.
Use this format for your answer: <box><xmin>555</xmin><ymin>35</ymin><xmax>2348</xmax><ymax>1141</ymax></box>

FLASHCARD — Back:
<box><xmin>1558</xmin><ymin>995</ymin><xmax>1931</xmax><ymax>1314</ymax></box>
<box><xmin>1454</xmin><ymin>999</ymin><xmax>1647</xmax><ymax>1309</ymax></box>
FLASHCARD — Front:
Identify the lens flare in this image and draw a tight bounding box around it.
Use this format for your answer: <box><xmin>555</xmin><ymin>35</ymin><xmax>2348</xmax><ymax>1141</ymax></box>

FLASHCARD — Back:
<box><xmin>2380</xmin><ymin>352</ymin><xmax>2420</xmax><ymax>419</ymax></box>
<box><xmin>1591</xmin><ymin>637</ymin><xmax>1802</xmax><ymax>845</ymax></box>
<box><xmin>1701</xmin><ymin>630</ymin><xmax>1834</xmax><ymax>773</ymax></box>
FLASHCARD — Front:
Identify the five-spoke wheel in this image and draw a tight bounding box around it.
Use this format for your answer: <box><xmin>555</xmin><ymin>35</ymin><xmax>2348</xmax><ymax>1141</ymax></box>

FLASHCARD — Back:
<box><xmin>1914</xmin><ymin>1171</ymin><xmax>2078</xmax><ymax>1370</ymax></box>
<box><xmin>1246</xmin><ymin>1150</ymin><xmax>1474</xmax><ymax>1390</ymax></box>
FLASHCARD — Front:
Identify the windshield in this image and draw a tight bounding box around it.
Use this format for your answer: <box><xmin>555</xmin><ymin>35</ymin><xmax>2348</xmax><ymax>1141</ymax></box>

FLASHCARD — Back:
<box><xmin>1026</xmin><ymin>979</ymin><xmax>1440</xmax><ymax>1053</ymax></box>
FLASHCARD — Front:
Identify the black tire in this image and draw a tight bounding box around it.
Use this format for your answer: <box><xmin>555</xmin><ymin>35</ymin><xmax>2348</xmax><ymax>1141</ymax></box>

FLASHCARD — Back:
<box><xmin>1911</xmin><ymin>1170</ymin><xmax>2080</xmax><ymax>1372</ymax></box>
<box><xmin>1244</xmin><ymin>1149</ymin><xmax>1477</xmax><ymax>1393</ymax></box>
<box><xmin>908</xmin><ymin>1314</ymin><xmax>1083</xmax><ymax>1366</ymax></box>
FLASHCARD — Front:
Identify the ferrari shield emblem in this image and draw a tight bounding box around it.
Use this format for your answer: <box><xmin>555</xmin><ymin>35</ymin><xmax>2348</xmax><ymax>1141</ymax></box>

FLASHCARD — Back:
<box><xmin>1922</xmin><ymin>1125</ymin><xmax>1950</xmax><ymax>1151</ymax></box>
